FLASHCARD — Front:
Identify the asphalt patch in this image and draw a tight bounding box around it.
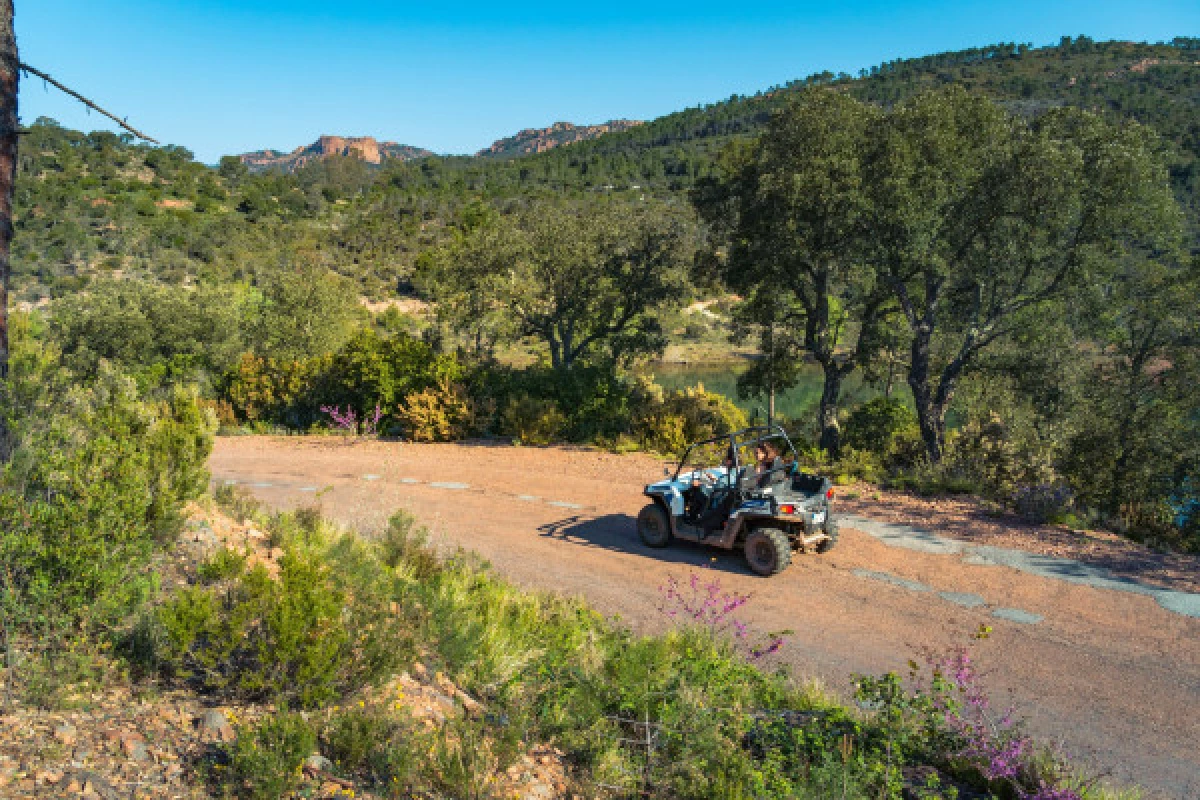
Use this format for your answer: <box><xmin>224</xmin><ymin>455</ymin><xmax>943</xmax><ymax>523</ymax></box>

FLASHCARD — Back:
<box><xmin>841</xmin><ymin>514</ymin><xmax>1200</xmax><ymax>618</ymax></box>
<box><xmin>938</xmin><ymin>591</ymin><xmax>988</xmax><ymax>609</ymax></box>
<box><xmin>851</xmin><ymin>568</ymin><xmax>932</xmax><ymax>593</ymax></box>
<box><xmin>992</xmin><ymin>608</ymin><xmax>1044</xmax><ymax>625</ymax></box>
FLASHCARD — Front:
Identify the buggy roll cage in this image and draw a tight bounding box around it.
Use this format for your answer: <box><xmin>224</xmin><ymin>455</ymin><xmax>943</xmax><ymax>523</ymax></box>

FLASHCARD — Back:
<box><xmin>670</xmin><ymin>425</ymin><xmax>800</xmax><ymax>483</ymax></box>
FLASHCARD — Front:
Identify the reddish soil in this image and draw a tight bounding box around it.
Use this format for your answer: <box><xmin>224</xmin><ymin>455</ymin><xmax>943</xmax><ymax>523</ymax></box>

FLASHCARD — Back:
<box><xmin>211</xmin><ymin>437</ymin><xmax>1200</xmax><ymax>799</ymax></box>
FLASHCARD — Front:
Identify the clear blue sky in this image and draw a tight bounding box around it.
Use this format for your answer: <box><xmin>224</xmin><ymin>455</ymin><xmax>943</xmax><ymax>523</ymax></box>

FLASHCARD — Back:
<box><xmin>16</xmin><ymin>1</ymin><xmax>1200</xmax><ymax>163</ymax></box>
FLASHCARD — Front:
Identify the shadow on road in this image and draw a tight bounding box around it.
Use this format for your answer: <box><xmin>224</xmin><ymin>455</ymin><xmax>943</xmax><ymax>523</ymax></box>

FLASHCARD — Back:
<box><xmin>537</xmin><ymin>513</ymin><xmax>756</xmax><ymax>576</ymax></box>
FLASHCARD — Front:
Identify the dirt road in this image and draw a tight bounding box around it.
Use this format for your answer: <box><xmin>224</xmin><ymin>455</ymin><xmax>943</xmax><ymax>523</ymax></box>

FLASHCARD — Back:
<box><xmin>210</xmin><ymin>437</ymin><xmax>1200</xmax><ymax>798</ymax></box>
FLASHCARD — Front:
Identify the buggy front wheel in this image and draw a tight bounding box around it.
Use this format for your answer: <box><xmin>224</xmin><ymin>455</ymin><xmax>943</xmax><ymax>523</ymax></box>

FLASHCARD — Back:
<box><xmin>744</xmin><ymin>528</ymin><xmax>791</xmax><ymax>576</ymax></box>
<box><xmin>637</xmin><ymin>503</ymin><xmax>672</xmax><ymax>548</ymax></box>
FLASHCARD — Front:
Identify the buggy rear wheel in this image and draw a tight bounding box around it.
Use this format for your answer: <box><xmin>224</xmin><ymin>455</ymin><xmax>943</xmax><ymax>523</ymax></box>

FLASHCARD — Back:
<box><xmin>637</xmin><ymin>503</ymin><xmax>672</xmax><ymax>548</ymax></box>
<box><xmin>816</xmin><ymin>518</ymin><xmax>839</xmax><ymax>553</ymax></box>
<box><xmin>744</xmin><ymin>527</ymin><xmax>791</xmax><ymax>576</ymax></box>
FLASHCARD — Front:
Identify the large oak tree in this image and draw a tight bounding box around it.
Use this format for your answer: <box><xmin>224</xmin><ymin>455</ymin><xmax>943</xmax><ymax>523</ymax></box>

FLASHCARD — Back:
<box><xmin>863</xmin><ymin>87</ymin><xmax>1181</xmax><ymax>461</ymax></box>
<box><xmin>694</xmin><ymin>90</ymin><xmax>892</xmax><ymax>454</ymax></box>
<box><xmin>424</xmin><ymin>201</ymin><xmax>690</xmax><ymax>370</ymax></box>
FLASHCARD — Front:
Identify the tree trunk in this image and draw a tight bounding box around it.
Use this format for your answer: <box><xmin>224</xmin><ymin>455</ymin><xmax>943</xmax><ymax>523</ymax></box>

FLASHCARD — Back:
<box><xmin>0</xmin><ymin>0</ymin><xmax>15</xmax><ymax>460</ymax></box>
<box><xmin>817</xmin><ymin>361</ymin><xmax>843</xmax><ymax>456</ymax></box>
<box><xmin>0</xmin><ymin>0</ymin><xmax>15</xmax><ymax>386</ymax></box>
<box><xmin>907</xmin><ymin>324</ymin><xmax>945</xmax><ymax>462</ymax></box>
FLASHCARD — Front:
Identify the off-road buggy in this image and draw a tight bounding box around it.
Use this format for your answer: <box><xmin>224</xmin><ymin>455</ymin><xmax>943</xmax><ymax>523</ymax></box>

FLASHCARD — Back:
<box><xmin>638</xmin><ymin>425</ymin><xmax>837</xmax><ymax>576</ymax></box>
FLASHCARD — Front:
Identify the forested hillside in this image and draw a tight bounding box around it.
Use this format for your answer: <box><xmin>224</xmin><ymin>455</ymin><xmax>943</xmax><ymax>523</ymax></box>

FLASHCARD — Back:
<box><xmin>13</xmin><ymin>36</ymin><xmax>1199</xmax><ymax>304</ymax></box>
<box><xmin>10</xmin><ymin>35</ymin><xmax>1199</xmax><ymax>551</ymax></box>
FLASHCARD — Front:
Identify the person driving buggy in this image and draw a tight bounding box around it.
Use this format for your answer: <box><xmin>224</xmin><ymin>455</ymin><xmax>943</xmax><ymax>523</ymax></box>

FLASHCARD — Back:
<box><xmin>683</xmin><ymin>446</ymin><xmax>735</xmax><ymax>522</ymax></box>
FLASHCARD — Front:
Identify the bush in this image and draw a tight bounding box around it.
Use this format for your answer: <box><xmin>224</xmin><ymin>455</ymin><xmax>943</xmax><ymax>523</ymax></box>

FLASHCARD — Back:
<box><xmin>222</xmin><ymin>329</ymin><xmax>466</xmax><ymax>432</ymax></box>
<box><xmin>469</xmin><ymin>363</ymin><xmax>634</xmax><ymax>444</ymax></box>
<box><xmin>379</xmin><ymin>510</ymin><xmax>442</xmax><ymax>581</ymax></box>
<box><xmin>48</xmin><ymin>280</ymin><xmax>244</xmax><ymax>387</ymax></box>
<box><xmin>844</xmin><ymin>397</ymin><xmax>917</xmax><ymax>453</ymax></box>
<box><xmin>1012</xmin><ymin>484</ymin><xmax>1076</xmax><ymax>524</ymax></box>
<box><xmin>225</xmin><ymin>712</ymin><xmax>316</xmax><ymax>800</ymax></box>
<box><xmin>224</xmin><ymin>352</ymin><xmax>319</xmax><ymax>424</ymax></box>
<box><xmin>500</xmin><ymin>393</ymin><xmax>567</xmax><ymax>445</ymax></box>
<box><xmin>395</xmin><ymin>380</ymin><xmax>475</xmax><ymax>442</ymax></box>
<box><xmin>213</xmin><ymin>483</ymin><xmax>262</xmax><ymax>524</ymax></box>
<box><xmin>147</xmin><ymin>519</ymin><xmax>414</xmax><ymax>708</ymax></box>
<box><xmin>311</xmin><ymin>327</ymin><xmax>463</xmax><ymax>431</ymax></box>
<box><xmin>321</xmin><ymin>706</ymin><xmax>422</xmax><ymax>791</ymax></box>
<box><xmin>0</xmin><ymin>370</ymin><xmax>214</xmax><ymax>632</ymax></box>
<box><xmin>843</xmin><ymin>397</ymin><xmax>924</xmax><ymax>470</ymax></box>
<box><xmin>196</xmin><ymin>546</ymin><xmax>248</xmax><ymax>584</ymax></box>
<box><xmin>633</xmin><ymin>380</ymin><xmax>748</xmax><ymax>455</ymax></box>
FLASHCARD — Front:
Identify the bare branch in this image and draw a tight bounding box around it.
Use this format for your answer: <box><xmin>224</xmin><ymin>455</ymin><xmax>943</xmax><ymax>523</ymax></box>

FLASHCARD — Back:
<box><xmin>18</xmin><ymin>62</ymin><xmax>158</xmax><ymax>143</ymax></box>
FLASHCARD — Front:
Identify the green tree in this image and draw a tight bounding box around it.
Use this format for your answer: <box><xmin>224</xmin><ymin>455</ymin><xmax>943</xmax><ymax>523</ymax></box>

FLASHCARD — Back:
<box><xmin>49</xmin><ymin>280</ymin><xmax>244</xmax><ymax>385</ymax></box>
<box><xmin>248</xmin><ymin>259</ymin><xmax>359</xmax><ymax>362</ymax></box>
<box><xmin>426</xmin><ymin>201</ymin><xmax>690</xmax><ymax>370</ymax></box>
<box><xmin>863</xmin><ymin>88</ymin><xmax>1182</xmax><ymax>461</ymax></box>
<box><xmin>1062</xmin><ymin>256</ymin><xmax>1200</xmax><ymax>542</ymax></box>
<box><xmin>694</xmin><ymin>91</ymin><xmax>892</xmax><ymax>453</ymax></box>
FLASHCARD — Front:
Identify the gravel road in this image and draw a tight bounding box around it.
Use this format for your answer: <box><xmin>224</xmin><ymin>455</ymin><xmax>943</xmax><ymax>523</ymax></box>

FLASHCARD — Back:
<box><xmin>211</xmin><ymin>436</ymin><xmax>1200</xmax><ymax>798</ymax></box>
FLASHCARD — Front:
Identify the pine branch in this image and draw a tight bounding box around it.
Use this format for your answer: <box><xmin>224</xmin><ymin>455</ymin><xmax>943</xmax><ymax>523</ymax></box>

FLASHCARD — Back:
<box><xmin>18</xmin><ymin>62</ymin><xmax>158</xmax><ymax>143</ymax></box>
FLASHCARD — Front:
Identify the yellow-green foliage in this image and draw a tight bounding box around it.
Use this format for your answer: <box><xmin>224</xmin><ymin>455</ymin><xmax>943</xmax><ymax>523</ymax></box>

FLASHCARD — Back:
<box><xmin>395</xmin><ymin>380</ymin><xmax>475</xmax><ymax>442</ymax></box>
<box><xmin>633</xmin><ymin>381</ymin><xmax>749</xmax><ymax>454</ymax></box>
<box><xmin>224</xmin><ymin>352</ymin><xmax>321</xmax><ymax>423</ymax></box>
<box><xmin>500</xmin><ymin>392</ymin><xmax>567</xmax><ymax>445</ymax></box>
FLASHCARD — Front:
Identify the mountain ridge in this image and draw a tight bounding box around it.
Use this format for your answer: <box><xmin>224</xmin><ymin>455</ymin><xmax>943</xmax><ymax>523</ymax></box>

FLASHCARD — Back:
<box><xmin>476</xmin><ymin>119</ymin><xmax>644</xmax><ymax>158</ymax></box>
<box><xmin>238</xmin><ymin>135</ymin><xmax>435</xmax><ymax>173</ymax></box>
<box><xmin>237</xmin><ymin>119</ymin><xmax>646</xmax><ymax>172</ymax></box>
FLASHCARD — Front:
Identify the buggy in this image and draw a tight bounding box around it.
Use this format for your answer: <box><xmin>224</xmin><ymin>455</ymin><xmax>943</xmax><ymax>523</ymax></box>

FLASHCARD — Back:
<box><xmin>637</xmin><ymin>425</ymin><xmax>838</xmax><ymax>576</ymax></box>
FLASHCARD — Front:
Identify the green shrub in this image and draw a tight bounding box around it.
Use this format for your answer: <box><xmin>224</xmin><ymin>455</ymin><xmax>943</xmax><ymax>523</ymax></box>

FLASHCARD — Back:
<box><xmin>425</xmin><ymin>717</ymin><xmax>500</xmax><ymax>800</ymax></box>
<box><xmin>843</xmin><ymin>397</ymin><xmax>924</xmax><ymax>470</ymax></box>
<box><xmin>0</xmin><ymin>369</ymin><xmax>214</xmax><ymax>633</ymax></box>
<box><xmin>196</xmin><ymin>546</ymin><xmax>248</xmax><ymax>584</ymax></box>
<box><xmin>500</xmin><ymin>392</ymin><xmax>566</xmax><ymax>445</ymax></box>
<box><xmin>379</xmin><ymin>510</ymin><xmax>442</xmax><ymax>581</ymax></box>
<box><xmin>844</xmin><ymin>397</ymin><xmax>916</xmax><ymax>453</ymax></box>
<box><xmin>48</xmin><ymin>279</ymin><xmax>244</xmax><ymax>387</ymax></box>
<box><xmin>311</xmin><ymin>327</ymin><xmax>463</xmax><ymax>431</ymax></box>
<box><xmin>321</xmin><ymin>706</ymin><xmax>420</xmax><ymax>789</ymax></box>
<box><xmin>225</xmin><ymin>712</ymin><xmax>316</xmax><ymax>800</ymax></box>
<box><xmin>223</xmin><ymin>352</ymin><xmax>319</xmax><ymax>424</ymax></box>
<box><xmin>148</xmin><ymin>522</ymin><xmax>414</xmax><ymax>708</ymax></box>
<box><xmin>470</xmin><ymin>363</ymin><xmax>634</xmax><ymax>444</ymax></box>
<box><xmin>213</xmin><ymin>482</ymin><xmax>262</xmax><ymax>524</ymax></box>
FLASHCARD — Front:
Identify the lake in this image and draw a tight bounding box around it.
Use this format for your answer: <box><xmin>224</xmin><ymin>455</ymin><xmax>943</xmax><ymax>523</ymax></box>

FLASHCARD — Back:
<box><xmin>650</xmin><ymin>361</ymin><xmax>879</xmax><ymax>424</ymax></box>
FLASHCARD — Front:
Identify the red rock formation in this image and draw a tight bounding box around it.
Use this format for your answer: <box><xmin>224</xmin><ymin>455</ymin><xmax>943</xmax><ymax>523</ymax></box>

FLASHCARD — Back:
<box><xmin>478</xmin><ymin>119</ymin><xmax>643</xmax><ymax>158</ymax></box>
<box><xmin>237</xmin><ymin>136</ymin><xmax>434</xmax><ymax>173</ymax></box>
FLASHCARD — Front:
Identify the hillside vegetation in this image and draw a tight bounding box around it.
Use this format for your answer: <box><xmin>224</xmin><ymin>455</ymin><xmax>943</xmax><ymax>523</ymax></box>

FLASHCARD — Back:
<box><xmin>13</xmin><ymin>37</ymin><xmax>1200</xmax><ymax>302</ymax></box>
<box><xmin>10</xmin><ymin>37</ymin><xmax>1200</xmax><ymax>549</ymax></box>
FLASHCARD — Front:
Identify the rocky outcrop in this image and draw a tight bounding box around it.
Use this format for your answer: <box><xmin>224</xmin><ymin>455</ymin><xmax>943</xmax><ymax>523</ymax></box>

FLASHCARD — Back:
<box><xmin>237</xmin><ymin>135</ymin><xmax>434</xmax><ymax>173</ymax></box>
<box><xmin>478</xmin><ymin>119</ymin><xmax>643</xmax><ymax>158</ymax></box>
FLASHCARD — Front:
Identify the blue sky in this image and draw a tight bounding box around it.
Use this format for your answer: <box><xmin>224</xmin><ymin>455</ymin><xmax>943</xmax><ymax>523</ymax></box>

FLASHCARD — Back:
<box><xmin>16</xmin><ymin>1</ymin><xmax>1200</xmax><ymax>163</ymax></box>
